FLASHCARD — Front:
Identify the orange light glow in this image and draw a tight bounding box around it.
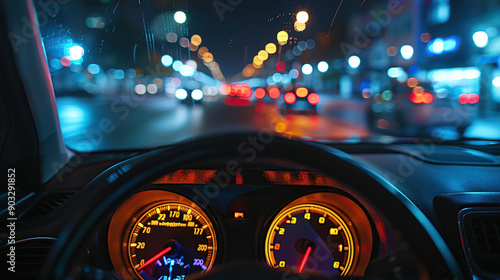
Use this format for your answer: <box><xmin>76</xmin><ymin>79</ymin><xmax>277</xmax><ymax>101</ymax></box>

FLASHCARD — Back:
<box><xmin>295</xmin><ymin>87</ymin><xmax>308</xmax><ymax>97</ymax></box>
<box><xmin>410</xmin><ymin>91</ymin><xmax>433</xmax><ymax>104</ymax></box>
<box><xmin>191</xmin><ymin>34</ymin><xmax>202</xmax><ymax>46</ymax></box>
<box><xmin>407</xmin><ymin>78</ymin><xmax>419</xmax><ymax>88</ymax></box>
<box><xmin>234</xmin><ymin>212</ymin><xmax>245</xmax><ymax>219</ymax></box>
<box><xmin>203</xmin><ymin>52</ymin><xmax>214</xmax><ymax>63</ymax></box>
<box><xmin>275</xmin><ymin>122</ymin><xmax>287</xmax><ymax>133</ymax></box>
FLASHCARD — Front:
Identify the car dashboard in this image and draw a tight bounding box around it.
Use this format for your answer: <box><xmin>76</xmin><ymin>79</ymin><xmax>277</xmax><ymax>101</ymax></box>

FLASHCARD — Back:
<box><xmin>3</xmin><ymin>139</ymin><xmax>500</xmax><ymax>280</ymax></box>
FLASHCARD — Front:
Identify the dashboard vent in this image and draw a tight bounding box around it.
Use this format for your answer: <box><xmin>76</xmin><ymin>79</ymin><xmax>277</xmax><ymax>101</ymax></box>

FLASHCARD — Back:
<box><xmin>471</xmin><ymin>215</ymin><xmax>500</xmax><ymax>255</ymax></box>
<box><xmin>461</xmin><ymin>209</ymin><xmax>500</xmax><ymax>276</ymax></box>
<box><xmin>1</xmin><ymin>238</ymin><xmax>55</xmax><ymax>279</ymax></box>
<box><xmin>20</xmin><ymin>192</ymin><xmax>74</xmax><ymax>219</ymax></box>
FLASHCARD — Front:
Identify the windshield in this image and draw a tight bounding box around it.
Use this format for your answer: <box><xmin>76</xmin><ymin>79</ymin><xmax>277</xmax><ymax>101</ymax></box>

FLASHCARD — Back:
<box><xmin>36</xmin><ymin>0</ymin><xmax>500</xmax><ymax>151</ymax></box>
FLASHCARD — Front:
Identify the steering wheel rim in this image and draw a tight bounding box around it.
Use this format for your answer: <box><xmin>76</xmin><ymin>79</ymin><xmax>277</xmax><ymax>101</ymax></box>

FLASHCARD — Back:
<box><xmin>39</xmin><ymin>133</ymin><xmax>465</xmax><ymax>280</ymax></box>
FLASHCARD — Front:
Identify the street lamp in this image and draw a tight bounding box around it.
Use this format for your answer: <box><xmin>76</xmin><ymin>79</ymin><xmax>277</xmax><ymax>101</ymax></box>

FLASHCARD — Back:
<box><xmin>277</xmin><ymin>31</ymin><xmax>289</xmax><ymax>46</ymax></box>
<box><xmin>174</xmin><ymin>11</ymin><xmax>186</xmax><ymax>24</ymax></box>
<box><xmin>317</xmin><ymin>61</ymin><xmax>329</xmax><ymax>73</ymax></box>
<box><xmin>265</xmin><ymin>43</ymin><xmax>277</xmax><ymax>54</ymax></box>
<box><xmin>493</xmin><ymin>76</ymin><xmax>500</xmax><ymax>87</ymax></box>
<box><xmin>348</xmin><ymin>56</ymin><xmax>361</xmax><ymax>69</ymax></box>
<box><xmin>161</xmin><ymin>55</ymin><xmax>173</xmax><ymax>67</ymax></box>
<box><xmin>472</xmin><ymin>31</ymin><xmax>488</xmax><ymax>48</ymax></box>
<box><xmin>296</xmin><ymin>11</ymin><xmax>309</xmax><ymax>23</ymax></box>
<box><xmin>69</xmin><ymin>45</ymin><xmax>84</xmax><ymax>60</ymax></box>
<box><xmin>301</xmin><ymin>64</ymin><xmax>313</xmax><ymax>75</ymax></box>
<box><xmin>400</xmin><ymin>45</ymin><xmax>414</xmax><ymax>60</ymax></box>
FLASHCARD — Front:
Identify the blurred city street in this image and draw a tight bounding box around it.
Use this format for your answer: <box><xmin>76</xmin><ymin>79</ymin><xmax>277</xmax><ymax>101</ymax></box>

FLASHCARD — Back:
<box><xmin>57</xmin><ymin>93</ymin><xmax>500</xmax><ymax>151</ymax></box>
<box><xmin>36</xmin><ymin>0</ymin><xmax>500</xmax><ymax>151</ymax></box>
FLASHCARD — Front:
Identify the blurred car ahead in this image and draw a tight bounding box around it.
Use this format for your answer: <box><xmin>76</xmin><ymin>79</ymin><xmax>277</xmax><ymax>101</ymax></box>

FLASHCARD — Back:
<box><xmin>175</xmin><ymin>88</ymin><xmax>204</xmax><ymax>105</ymax></box>
<box><xmin>253</xmin><ymin>86</ymin><xmax>282</xmax><ymax>103</ymax></box>
<box><xmin>223</xmin><ymin>83</ymin><xmax>253</xmax><ymax>106</ymax></box>
<box><xmin>367</xmin><ymin>83</ymin><xmax>478</xmax><ymax>135</ymax></box>
<box><xmin>280</xmin><ymin>86</ymin><xmax>320</xmax><ymax>115</ymax></box>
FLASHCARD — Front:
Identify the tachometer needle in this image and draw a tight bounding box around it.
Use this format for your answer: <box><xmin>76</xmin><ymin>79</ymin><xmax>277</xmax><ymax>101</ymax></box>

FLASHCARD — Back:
<box><xmin>297</xmin><ymin>246</ymin><xmax>312</xmax><ymax>273</ymax></box>
<box><xmin>137</xmin><ymin>246</ymin><xmax>172</xmax><ymax>271</ymax></box>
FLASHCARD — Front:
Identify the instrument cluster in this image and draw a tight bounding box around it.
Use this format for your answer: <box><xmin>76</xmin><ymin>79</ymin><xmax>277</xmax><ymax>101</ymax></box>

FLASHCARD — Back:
<box><xmin>107</xmin><ymin>170</ymin><xmax>378</xmax><ymax>280</ymax></box>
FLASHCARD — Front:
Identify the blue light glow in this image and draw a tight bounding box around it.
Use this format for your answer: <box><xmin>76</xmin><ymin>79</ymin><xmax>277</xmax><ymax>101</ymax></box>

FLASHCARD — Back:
<box><xmin>180</xmin><ymin>65</ymin><xmax>195</xmax><ymax>77</ymax></box>
<box><xmin>87</xmin><ymin>64</ymin><xmax>100</xmax><ymax>75</ymax></box>
<box><xmin>161</xmin><ymin>55</ymin><xmax>173</xmax><ymax>67</ymax></box>
<box><xmin>113</xmin><ymin>69</ymin><xmax>125</xmax><ymax>79</ymax></box>
<box><xmin>426</xmin><ymin>36</ymin><xmax>460</xmax><ymax>56</ymax></box>
<box><xmin>272</xmin><ymin>73</ymin><xmax>282</xmax><ymax>83</ymax></box>
<box><xmin>69</xmin><ymin>45</ymin><xmax>84</xmax><ymax>60</ymax></box>
<box><xmin>172</xmin><ymin>60</ymin><xmax>183</xmax><ymax>71</ymax></box>
<box><xmin>289</xmin><ymin>69</ymin><xmax>300</xmax><ymax>79</ymax></box>
<box><xmin>387</xmin><ymin>67</ymin><xmax>405</xmax><ymax>78</ymax></box>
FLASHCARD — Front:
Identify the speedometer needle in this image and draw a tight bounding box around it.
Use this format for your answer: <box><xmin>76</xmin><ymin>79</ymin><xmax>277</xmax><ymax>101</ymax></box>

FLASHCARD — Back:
<box><xmin>137</xmin><ymin>246</ymin><xmax>172</xmax><ymax>271</ymax></box>
<box><xmin>297</xmin><ymin>246</ymin><xmax>312</xmax><ymax>273</ymax></box>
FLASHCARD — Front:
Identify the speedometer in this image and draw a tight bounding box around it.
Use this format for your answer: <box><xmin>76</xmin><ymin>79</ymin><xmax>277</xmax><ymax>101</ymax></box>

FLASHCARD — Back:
<box><xmin>108</xmin><ymin>191</ymin><xmax>219</xmax><ymax>280</ymax></box>
<box><xmin>124</xmin><ymin>202</ymin><xmax>217</xmax><ymax>280</ymax></box>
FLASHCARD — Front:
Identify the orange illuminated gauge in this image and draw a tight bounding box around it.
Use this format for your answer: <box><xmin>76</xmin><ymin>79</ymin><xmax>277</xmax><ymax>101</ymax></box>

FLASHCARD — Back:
<box><xmin>124</xmin><ymin>202</ymin><xmax>217</xmax><ymax>280</ymax></box>
<box><xmin>265</xmin><ymin>203</ymin><xmax>357</xmax><ymax>276</ymax></box>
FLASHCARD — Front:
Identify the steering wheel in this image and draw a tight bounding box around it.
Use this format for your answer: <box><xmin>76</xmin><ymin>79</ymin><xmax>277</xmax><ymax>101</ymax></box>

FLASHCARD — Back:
<box><xmin>39</xmin><ymin>133</ymin><xmax>464</xmax><ymax>280</ymax></box>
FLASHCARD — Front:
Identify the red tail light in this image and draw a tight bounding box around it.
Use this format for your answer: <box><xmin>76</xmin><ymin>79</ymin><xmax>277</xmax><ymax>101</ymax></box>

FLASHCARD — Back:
<box><xmin>307</xmin><ymin>93</ymin><xmax>320</xmax><ymax>105</ymax></box>
<box><xmin>459</xmin><ymin>93</ymin><xmax>480</xmax><ymax>104</ymax></box>
<box><xmin>468</xmin><ymin>93</ymin><xmax>480</xmax><ymax>104</ymax></box>
<box><xmin>255</xmin><ymin>88</ymin><xmax>266</xmax><ymax>99</ymax></box>
<box><xmin>284</xmin><ymin>92</ymin><xmax>297</xmax><ymax>104</ymax></box>
<box><xmin>269</xmin><ymin>87</ymin><xmax>280</xmax><ymax>99</ymax></box>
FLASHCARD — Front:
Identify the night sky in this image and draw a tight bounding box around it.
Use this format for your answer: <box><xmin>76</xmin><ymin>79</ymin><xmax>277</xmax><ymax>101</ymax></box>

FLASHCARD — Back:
<box><xmin>43</xmin><ymin>0</ymin><xmax>368</xmax><ymax>78</ymax></box>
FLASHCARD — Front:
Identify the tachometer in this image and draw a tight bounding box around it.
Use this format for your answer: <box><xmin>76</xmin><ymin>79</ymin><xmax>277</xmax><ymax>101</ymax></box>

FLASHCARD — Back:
<box><xmin>265</xmin><ymin>203</ymin><xmax>354</xmax><ymax>275</ymax></box>
<box><xmin>264</xmin><ymin>192</ymin><xmax>373</xmax><ymax>277</ymax></box>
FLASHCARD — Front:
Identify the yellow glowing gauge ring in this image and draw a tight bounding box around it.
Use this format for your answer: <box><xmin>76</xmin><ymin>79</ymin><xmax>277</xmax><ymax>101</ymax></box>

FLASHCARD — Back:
<box><xmin>265</xmin><ymin>203</ymin><xmax>355</xmax><ymax>276</ymax></box>
<box><xmin>125</xmin><ymin>203</ymin><xmax>217</xmax><ymax>280</ymax></box>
